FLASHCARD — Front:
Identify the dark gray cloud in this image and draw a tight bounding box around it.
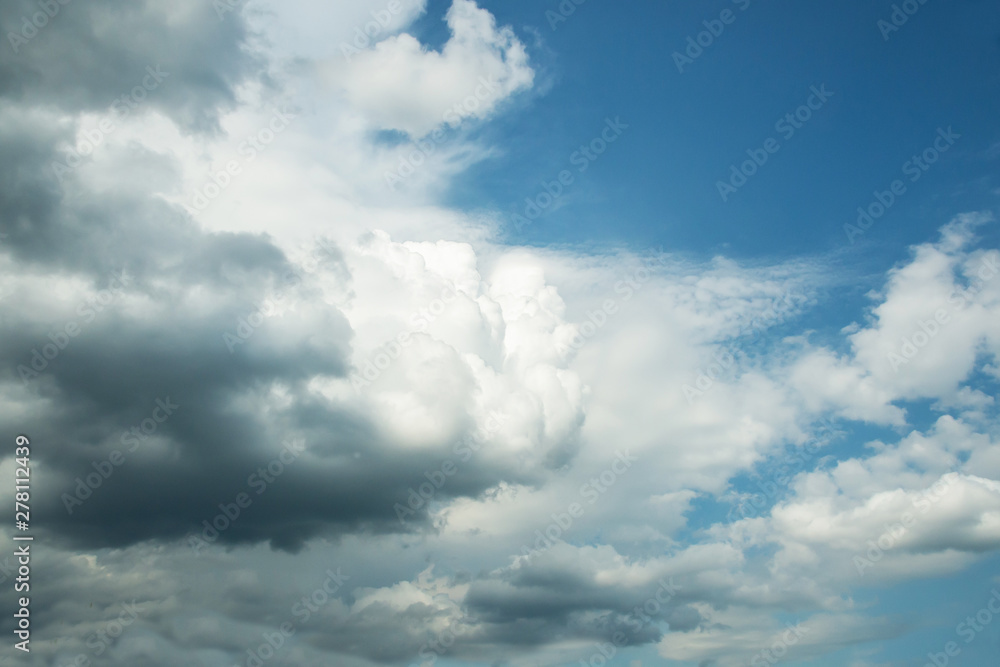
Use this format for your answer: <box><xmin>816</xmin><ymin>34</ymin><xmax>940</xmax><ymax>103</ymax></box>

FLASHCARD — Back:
<box><xmin>0</xmin><ymin>11</ymin><xmax>564</xmax><ymax>558</ymax></box>
<box><xmin>0</xmin><ymin>96</ymin><xmax>567</xmax><ymax>558</ymax></box>
<box><xmin>0</xmin><ymin>0</ymin><xmax>264</xmax><ymax>133</ymax></box>
<box><xmin>0</xmin><ymin>194</ymin><xmax>563</xmax><ymax>561</ymax></box>
<box><xmin>0</xmin><ymin>1</ymin><xmax>730</xmax><ymax>660</ymax></box>
<box><xmin>0</xmin><ymin>209</ymin><xmax>540</xmax><ymax>553</ymax></box>
<box><xmin>459</xmin><ymin>549</ymin><xmax>701</xmax><ymax>652</ymax></box>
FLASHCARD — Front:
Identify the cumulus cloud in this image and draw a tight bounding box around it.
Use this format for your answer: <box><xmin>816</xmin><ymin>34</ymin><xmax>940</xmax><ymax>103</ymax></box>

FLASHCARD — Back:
<box><xmin>330</xmin><ymin>0</ymin><xmax>534</xmax><ymax>136</ymax></box>
<box><xmin>848</xmin><ymin>214</ymin><xmax>1000</xmax><ymax>399</ymax></box>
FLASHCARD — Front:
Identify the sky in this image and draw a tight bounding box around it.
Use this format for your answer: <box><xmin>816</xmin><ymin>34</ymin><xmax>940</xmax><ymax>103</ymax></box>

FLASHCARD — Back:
<box><xmin>1</xmin><ymin>0</ymin><xmax>999</xmax><ymax>666</ymax></box>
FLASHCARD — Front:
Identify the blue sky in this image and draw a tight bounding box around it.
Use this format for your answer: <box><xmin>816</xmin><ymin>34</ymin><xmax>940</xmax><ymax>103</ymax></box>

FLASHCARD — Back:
<box><xmin>2</xmin><ymin>1</ymin><xmax>1000</xmax><ymax>665</ymax></box>
<box><xmin>444</xmin><ymin>0</ymin><xmax>1000</xmax><ymax>260</ymax></box>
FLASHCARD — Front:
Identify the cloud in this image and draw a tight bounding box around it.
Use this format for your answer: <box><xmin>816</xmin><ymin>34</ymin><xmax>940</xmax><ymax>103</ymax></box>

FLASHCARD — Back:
<box><xmin>0</xmin><ymin>0</ymin><xmax>263</xmax><ymax>133</ymax></box>
<box><xmin>330</xmin><ymin>0</ymin><xmax>534</xmax><ymax>137</ymax></box>
<box><xmin>848</xmin><ymin>214</ymin><xmax>1000</xmax><ymax>400</ymax></box>
<box><xmin>1</xmin><ymin>0</ymin><xmax>999</xmax><ymax>664</ymax></box>
<box><xmin>657</xmin><ymin>609</ymin><xmax>908</xmax><ymax>666</ymax></box>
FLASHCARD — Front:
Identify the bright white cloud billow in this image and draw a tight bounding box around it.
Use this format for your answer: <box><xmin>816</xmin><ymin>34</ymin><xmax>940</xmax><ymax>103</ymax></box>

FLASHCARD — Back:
<box><xmin>329</xmin><ymin>0</ymin><xmax>534</xmax><ymax>137</ymax></box>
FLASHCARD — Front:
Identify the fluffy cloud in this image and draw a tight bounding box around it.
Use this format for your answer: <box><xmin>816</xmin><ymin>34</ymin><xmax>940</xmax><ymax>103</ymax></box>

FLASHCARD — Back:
<box><xmin>849</xmin><ymin>214</ymin><xmax>1000</xmax><ymax>398</ymax></box>
<box><xmin>330</xmin><ymin>0</ymin><xmax>534</xmax><ymax>137</ymax></box>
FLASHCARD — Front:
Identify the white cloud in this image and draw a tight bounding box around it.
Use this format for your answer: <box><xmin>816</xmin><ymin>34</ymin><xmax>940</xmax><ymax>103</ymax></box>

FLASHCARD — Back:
<box><xmin>329</xmin><ymin>0</ymin><xmax>534</xmax><ymax>137</ymax></box>
<box><xmin>658</xmin><ymin>608</ymin><xmax>906</xmax><ymax>666</ymax></box>
<box><xmin>847</xmin><ymin>214</ymin><xmax>1000</xmax><ymax>401</ymax></box>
